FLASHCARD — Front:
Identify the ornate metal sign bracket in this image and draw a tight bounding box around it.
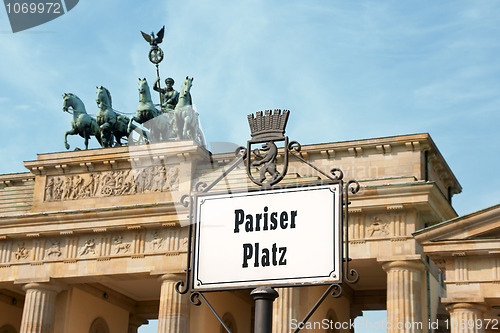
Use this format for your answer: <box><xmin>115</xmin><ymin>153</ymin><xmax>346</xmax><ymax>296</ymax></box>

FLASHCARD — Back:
<box><xmin>174</xmin><ymin>110</ymin><xmax>360</xmax><ymax>333</ymax></box>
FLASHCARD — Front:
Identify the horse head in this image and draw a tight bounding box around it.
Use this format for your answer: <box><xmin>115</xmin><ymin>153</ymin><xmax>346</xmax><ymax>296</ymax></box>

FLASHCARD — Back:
<box><xmin>62</xmin><ymin>93</ymin><xmax>85</xmax><ymax>115</ymax></box>
<box><xmin>62</xmin><ymin>93</ymin><xmax>71</xmax><ymax>113</ymax></box>
<box><xmin>96</xmin><ymin>86</ymin><xmax>112</xmax><ymax>109</ymax></box>
<box><xmin>180</xmin><ymin>76</ymin><xmax>193</xmax><ymax>97</ymax></box>
<box><xmin>138</xmin><ymin>78</ymin><xmax>152</xmax><ymax>103</ymax></box>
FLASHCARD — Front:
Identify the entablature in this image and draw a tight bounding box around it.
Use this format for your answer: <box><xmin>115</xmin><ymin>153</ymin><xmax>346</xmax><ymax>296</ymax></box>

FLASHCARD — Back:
<box><xmin>0</xmin><ymin>201</ymin><xmax>186</xmax><ymax>238</ymax></box>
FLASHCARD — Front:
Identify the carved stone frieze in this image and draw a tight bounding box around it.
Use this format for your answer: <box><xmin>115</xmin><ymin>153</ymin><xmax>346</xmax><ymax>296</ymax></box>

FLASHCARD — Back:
<box><xmin>44</xmin><ymin>166</ymin><xmax>179</xmax><ymax>201</ymax></box>
<box><xmin>0</xmin><ymin>228</ymin><xmax>183</xmax><ymax>266</ymax></box>
<box><xmin>366</xmin><ymin>217</ymin><xmax>390</xmax><ymax>237</ymax></box>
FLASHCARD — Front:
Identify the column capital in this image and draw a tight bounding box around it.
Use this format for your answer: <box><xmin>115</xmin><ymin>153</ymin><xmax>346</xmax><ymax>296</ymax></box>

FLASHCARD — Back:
<box><xmin>159</xmin><ymin>273</ymin><xmax>184</xmax><ymax>283</ymax></box>
<box><xmin>446</xmin><ymin>302</ymin><xmax>488</xmax><ymax>314</ymax></box>
<box><xmin>382</xmin><ymin>260</ymin><xmax>426</xmax><ymax>272</ymax></box>
<box><xmin>22</xmin><ymin>281</ymin><xmax>63</xmax><ymax>294</ymax></box>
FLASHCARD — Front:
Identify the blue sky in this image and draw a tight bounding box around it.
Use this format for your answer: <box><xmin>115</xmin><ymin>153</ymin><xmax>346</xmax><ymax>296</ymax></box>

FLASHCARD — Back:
<box><xmin>1</xmin><ymin>1</ymin><xmax>499</xmax><ymax>331</ymax></box>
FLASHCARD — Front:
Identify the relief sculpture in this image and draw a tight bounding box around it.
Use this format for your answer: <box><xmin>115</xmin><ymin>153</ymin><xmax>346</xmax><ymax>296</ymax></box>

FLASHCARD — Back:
<box><xmin>367</xmin><ymin>217</ymin><xmax>390</xmax><ymax>237</ymax></box>
<box><xmin>151</xmin><ymin>231</ymin><xmax>163</xmax><ymax>250</ymax></box>
<box><xmin>44</xmin><ymin>166</ymin><xmax>179</xmax><ymax>201</ymax></box>
<box><xmin>14</xmin><ymin>242</ymin><xmax>29</xmax><ymax>261</ymax></box>
<box><xmin>113</xmin><ymin>236</ymin><xmax>131</xmax><ymax>254</ymax></box>
<box><xmin>79</xmin><ymin>239</ymin><xmax>96</xmax><ymax>256</ymax></box>
<box><xmin>46</xmin><ymin>240</ymin><xmax>62</xmax><ymax>258</ymax></box>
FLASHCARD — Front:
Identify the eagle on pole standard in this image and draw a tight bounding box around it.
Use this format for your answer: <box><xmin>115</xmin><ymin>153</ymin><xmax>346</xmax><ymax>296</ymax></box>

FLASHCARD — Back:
<box><xmin>141</xmin><ymin>26</ymin><xmax>165</xmax><ymax>47</ymax></box>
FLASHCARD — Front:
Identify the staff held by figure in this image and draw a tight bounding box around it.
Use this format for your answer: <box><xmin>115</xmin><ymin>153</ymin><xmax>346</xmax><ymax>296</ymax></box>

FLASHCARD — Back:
<box><xmin>141</xmin><ymin>25</ymin><xmax>166</xmax><ymax>109</ymax></box>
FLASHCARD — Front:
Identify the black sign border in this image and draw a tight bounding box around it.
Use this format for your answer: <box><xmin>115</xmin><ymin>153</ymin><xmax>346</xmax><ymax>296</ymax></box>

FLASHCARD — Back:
<box><xmin>191</xmin><ymin>180</ymin><xmax>343</xmax><ymax>292</ymax></box>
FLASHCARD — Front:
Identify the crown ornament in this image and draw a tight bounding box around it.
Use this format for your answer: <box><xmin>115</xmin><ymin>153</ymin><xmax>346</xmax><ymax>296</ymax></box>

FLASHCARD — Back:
<box><xmin>247</xmin><ymin>109</ymin><xmax>290</xmax><ymax>141</ymax></box>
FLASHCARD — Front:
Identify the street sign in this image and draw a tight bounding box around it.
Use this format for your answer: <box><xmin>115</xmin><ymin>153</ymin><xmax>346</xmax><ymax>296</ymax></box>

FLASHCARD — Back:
<box><xmin>192</xmin><ymin>182</ymin><xmax>342</xmax><ymax>291</ymax></box>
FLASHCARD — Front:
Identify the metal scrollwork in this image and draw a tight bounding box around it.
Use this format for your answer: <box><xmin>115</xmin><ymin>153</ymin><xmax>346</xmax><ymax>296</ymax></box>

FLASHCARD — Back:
<box><xmin>331</xmin><ymin>283</ymin><xmax>344</xmax><ymax>298</ymax></box>
<box><xmin>343</xmin><ymin>179</ymin><xmax>361</xmax><ymax>284</ymax></box>
<box><xmin>347</xmin><ymin>180</ymin><xmax>360</xmax><ymax>194</ymax></box>
<box><xmin>288</xmin><ymin>140</ymin><xmax>301</xmax><ymax>152</ymax></box>
<box><xmin>180</xmin><ymin>194</ymin><xmax>192</xmax><ymax>208</ymax></box>
<box><xmin>195</xmin><ymin>181</ymin><xmax>208</xmax><ymax>193</ymax></box>
<box><xmin>235</xmin><ymin>146</ymin><xmax>247</xmax><ymax>156</ymax></box>
<box><xmin>345</xmin><ymin>267</ymin><xmax>360</xmax><ymax>284</ymax></box>
<box><xmin>330</xmin><ymin>168</ymin><xmax>344</xmax><ymax>181</ymax></box>
<box><xmin>190</xmin><ymin>292</ymin><xmax>202</xmax><ymax>306</ymax></box>
<box><xmin>175</xmin><ymin>279</ymin><xmax>189</xmax><ymax>295</ymax></box>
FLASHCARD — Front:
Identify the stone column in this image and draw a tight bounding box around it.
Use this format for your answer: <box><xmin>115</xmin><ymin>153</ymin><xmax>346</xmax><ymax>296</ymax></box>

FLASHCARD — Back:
<box><xmin>382</xmin><ymin>261</ymin><xmax>425</xmax><ymax>333</ymax></box>
<box><xmin>157</xmin><ymin>274</ymin><xmax>188</xmax><ymax>333</ymax></box>
<box><xmin>272</xmin><ymin>287</ymin><xmax>299</xmax><ymax>333</ymax></box>
<box><xmin>446</xmin><ymin>303</ymin><xmax>487</xmax><ymax>333</ymax></box>
<box><xmin>20</xmin><ymin>282</ymin><xmax>61</xmax><ymax>333</ymax></box>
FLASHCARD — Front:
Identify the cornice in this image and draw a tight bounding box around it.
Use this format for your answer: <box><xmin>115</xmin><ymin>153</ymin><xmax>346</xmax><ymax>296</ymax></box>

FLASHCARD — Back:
<box><xmin>209</xmin><ymin>133</ymin><xmax>461</xmax><ymax>196</ymax></box>
<box><xmin>422</xmin><ymin>238</ymin><xmax>500</xmax><ymax>257</ymax></box>
<box><xmin>24</xmin><ymin>140</ymin><xmax>210</xmax><ymax>176</ymax></box>
<box><xmin>349</xmin><ymin>181</ymin><xmax>457</xmax><ymax>221</ymax></box>
<box><xmin>0</xmin><ymin>172</ymin><xmax>34</xmax><ymax>188</ymax></box>
<box><xmin>413</xmin><ymin>204</ymin><xmax>500</xmax><ymax>243</ymax></box>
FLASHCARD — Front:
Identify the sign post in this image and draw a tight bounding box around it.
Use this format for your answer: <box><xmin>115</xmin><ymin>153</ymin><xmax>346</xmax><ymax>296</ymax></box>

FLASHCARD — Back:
<box><xmin>251</xmin><ymin>287</ymin><xmax>279</xmax><ymax>333</ymax></box>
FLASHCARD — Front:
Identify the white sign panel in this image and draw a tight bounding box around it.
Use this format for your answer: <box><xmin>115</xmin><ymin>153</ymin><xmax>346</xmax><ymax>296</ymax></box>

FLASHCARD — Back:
<box><xmin>192</xmin><ymin>183</ymin><xmax>342</xmax><ymax>291</ymax></box>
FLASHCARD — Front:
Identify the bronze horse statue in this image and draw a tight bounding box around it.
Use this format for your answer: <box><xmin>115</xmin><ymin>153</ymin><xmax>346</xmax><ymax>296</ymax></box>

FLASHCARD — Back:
<box><xmin>128</xmin><ymin>78</ymin><xmax>172</xmax><ymax>143</ymax></box>
<box><xmin>63</xmin><ymin>93</ymin><xmax>102</xmax><ymax>150</ymax></box>
<box><xmin>96</xmin><ymin>86</ymin><xmax>145</xmax><ymax>147</ymax></box>
<box><xmin>174</xmin><ymin>76</ymin><xmax>206</xmax><ymax>147</ymax></box>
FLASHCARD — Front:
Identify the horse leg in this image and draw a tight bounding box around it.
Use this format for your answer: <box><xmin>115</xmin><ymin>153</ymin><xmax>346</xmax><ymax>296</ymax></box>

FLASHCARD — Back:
<box><xmin>115</xmin><ymin>136</ymin><xmax>122</xmax><ymax>147</ymax></box>
<box><xmin>90</xmin><ymin>119</ymin><xmax>104</xmax><ymax>148</ymax></box>
<box><xmin>100</xmin><ymin>124</ymin><xmax>113</xmax><ymax>148</ymax></box>
<box><xmin>64</xmin><ymin>129</ymin><xmax>77</xmax><ymax>150</ymax></box>
<box><xmin>128</xmin><ymin>116</ymin><xmax>139</xmax><ymax>135</ymax></box>
<box><xmin>95</xmin><ymin>130</ymin><xmax>104</xmax><ymax>148</ymax></box>
<box><xmin>197</xmin><ymin>128</ymin><xmax>206</xmax><ymax>147</ymax></box>
<box><xmin>175</xmin><ymin>112</ymin><xmax>183</xmax><ymax>140</ymax></box>
<box><xmin>182</xmin><ymin>115</ymin><xmax>189</xmax><ymax>139</ymax></box>
<box><xmin>84</xmin><ymin>134</ymin><xmax>89</xmax><ymax>150</ymax></box>
<box><xmin>129</xmin><ymin>123</ymin><xmax>150</xmax><ymax>145</ymax></box>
